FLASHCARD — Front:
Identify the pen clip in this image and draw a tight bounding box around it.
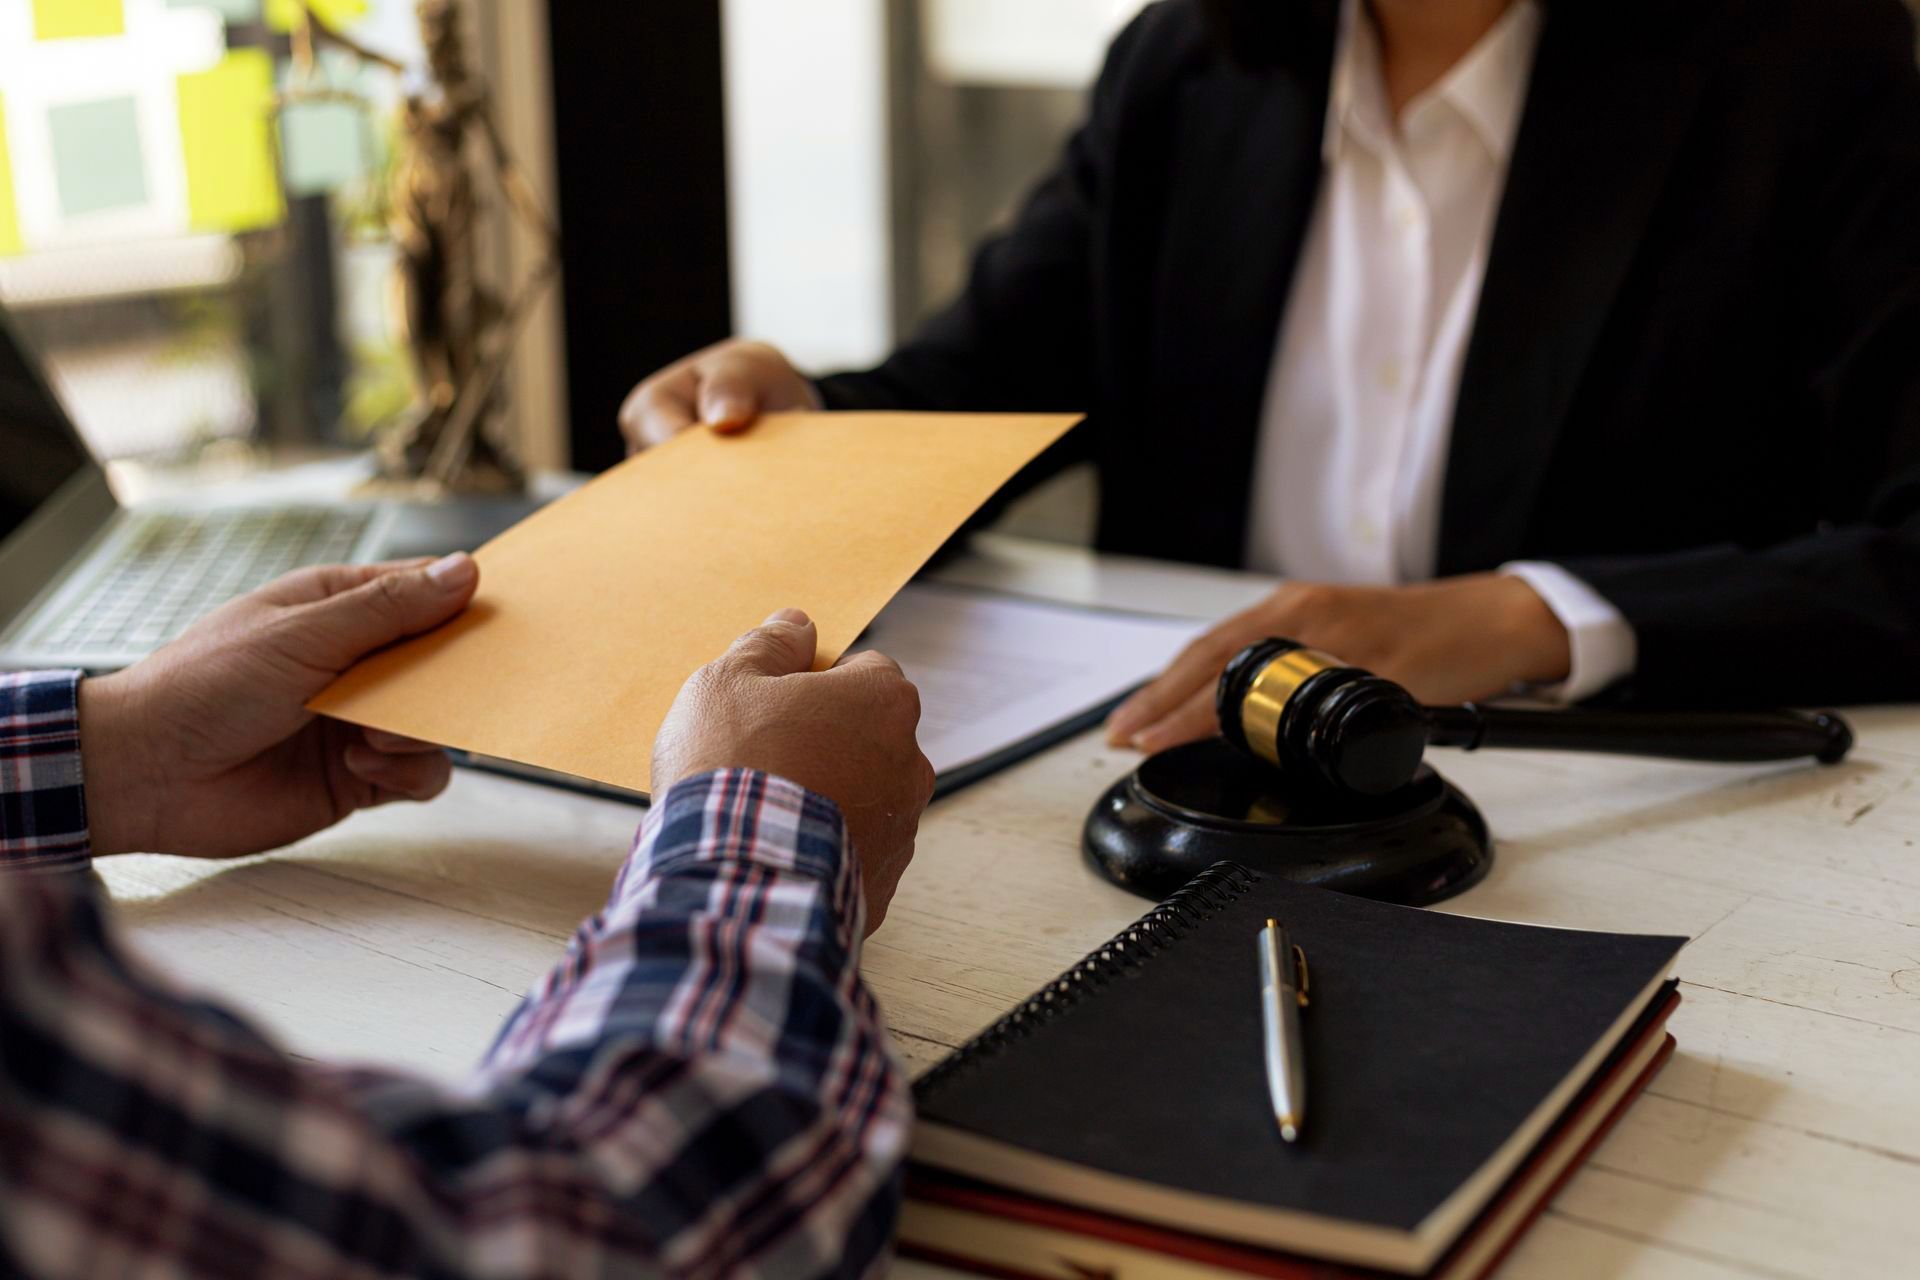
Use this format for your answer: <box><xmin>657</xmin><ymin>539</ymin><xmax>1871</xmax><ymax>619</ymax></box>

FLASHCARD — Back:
<box><xmin>1292</xmin><ymin>945</ymin><xmax>1310</xmax><ymax>1008</ymax></box>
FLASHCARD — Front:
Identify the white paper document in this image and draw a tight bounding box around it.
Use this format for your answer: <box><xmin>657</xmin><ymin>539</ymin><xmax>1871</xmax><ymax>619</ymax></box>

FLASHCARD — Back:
<box><xmin>852</xmin><ymin>583</ymin><xmax>1207</xmax><ymax>783</ymax></box>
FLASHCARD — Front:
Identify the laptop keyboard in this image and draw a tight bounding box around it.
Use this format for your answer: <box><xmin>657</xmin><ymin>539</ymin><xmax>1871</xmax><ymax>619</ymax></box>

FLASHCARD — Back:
<box><xmin>23</xmin><ymin>506</ymin><xmax>374</xmax><ymax>656</ymax></box>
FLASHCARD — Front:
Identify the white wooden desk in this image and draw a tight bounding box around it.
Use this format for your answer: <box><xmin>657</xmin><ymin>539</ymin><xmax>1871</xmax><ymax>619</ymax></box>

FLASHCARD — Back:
<box><xmin>98</xmin><ymin>534</ymin><xmax>1920</xmax><ymax>1280</ymax></box>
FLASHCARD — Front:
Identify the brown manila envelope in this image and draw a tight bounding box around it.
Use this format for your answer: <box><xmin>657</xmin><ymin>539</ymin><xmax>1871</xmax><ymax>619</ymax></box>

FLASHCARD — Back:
<box><xmin>309</xmin><ymin>411</ymin><xmax>1082</xmax><ymax>795</ymax></box>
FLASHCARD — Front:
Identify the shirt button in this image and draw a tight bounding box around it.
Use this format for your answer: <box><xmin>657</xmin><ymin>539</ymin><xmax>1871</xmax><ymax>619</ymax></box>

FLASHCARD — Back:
<box><xmin>1394</xmin><ymin>204</ymin><xmax>1420</xmax><ymax>232</ymax></box>
<box><xmin>1355</xmin><ymin>518</ymin><xmax>1381</xmax><ymax>545</ymax></box>
<box><xmin>1378</xmin><ymin>361</ymin><xmax>1403</xmax><ymax>392</ymax></box>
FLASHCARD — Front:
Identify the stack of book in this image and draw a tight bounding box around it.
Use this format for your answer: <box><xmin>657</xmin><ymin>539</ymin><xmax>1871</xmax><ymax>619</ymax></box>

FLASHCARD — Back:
<box><xmin>902</xmin><ymin>863</ymin><xmax>1683</xmax><ymax>1279</ymax></box>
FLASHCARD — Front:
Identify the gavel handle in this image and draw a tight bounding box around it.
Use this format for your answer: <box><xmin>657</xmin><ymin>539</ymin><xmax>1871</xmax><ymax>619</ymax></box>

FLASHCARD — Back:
<box><xmin>1424</xmin><ymin>705</ymin><xmax>1854</xmax><ymax>766</ymax></box>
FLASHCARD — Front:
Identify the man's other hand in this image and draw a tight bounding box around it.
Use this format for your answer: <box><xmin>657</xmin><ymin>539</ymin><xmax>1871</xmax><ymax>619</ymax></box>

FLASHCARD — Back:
<box><xmin>653</xmin><ymin>609</ymin><xmax>935</xmax><ymax>934</ymax></box>
<box><xmin>617</xmin><ymin>339</ymin><xmax>818</xmax><ymax>453</ymax></box>
<box><xmin>79</xmin><ymin>554</ymin><xmax>481</xmax><ymax>858</ymax></box>
<box><xmin>1106</xmin><ymin>574</ymin><xmax>1573</xmax><ymax>755</ymax></box>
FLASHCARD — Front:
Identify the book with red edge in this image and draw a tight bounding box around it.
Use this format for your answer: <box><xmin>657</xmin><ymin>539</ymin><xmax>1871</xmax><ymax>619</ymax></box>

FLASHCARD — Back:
<box><xmin>902</xmin><ymin>994</ymin><xmax>1677</xmax><ymax>1280</ymax></box>
<box><xmin>906</xmin><ymin>863</ymin><xmax>1686</xmax><ymax>1275</ymax></box>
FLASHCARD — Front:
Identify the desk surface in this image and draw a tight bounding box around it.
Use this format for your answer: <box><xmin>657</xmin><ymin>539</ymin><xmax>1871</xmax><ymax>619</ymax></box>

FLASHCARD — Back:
<box><xmin>98</xmin><ymin>534</ymin><xmax>1920</xmax><ymax>1280</ymax></box>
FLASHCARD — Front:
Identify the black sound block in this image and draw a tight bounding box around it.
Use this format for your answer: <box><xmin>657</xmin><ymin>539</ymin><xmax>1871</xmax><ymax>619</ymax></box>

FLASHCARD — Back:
<box><xmin>1083</xmin><ymin>738</ymin><xmax>1492</xmax><ymax>904</ymax></box>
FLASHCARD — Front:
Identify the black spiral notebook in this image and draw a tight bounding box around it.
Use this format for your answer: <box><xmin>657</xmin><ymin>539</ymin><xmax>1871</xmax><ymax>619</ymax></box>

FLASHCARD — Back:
<box><xmin>911</xmin><ymin>864</ymin><xmax>1685</xmax><ymax>1274</ymax></box>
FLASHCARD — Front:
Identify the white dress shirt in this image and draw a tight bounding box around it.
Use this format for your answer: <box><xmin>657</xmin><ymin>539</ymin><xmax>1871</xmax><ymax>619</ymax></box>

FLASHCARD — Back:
<box><xmin>1242</xmin><ymin>0</ymin><xmax>1634</xmax><ymax>700</ymax></box>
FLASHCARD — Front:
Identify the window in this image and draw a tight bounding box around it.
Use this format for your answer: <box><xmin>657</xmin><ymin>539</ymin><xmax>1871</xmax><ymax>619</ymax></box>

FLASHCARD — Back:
<box><xmin>0</xmin><ymin>0</ymin><xmax>423</xmax><ymax>462</ymax></box>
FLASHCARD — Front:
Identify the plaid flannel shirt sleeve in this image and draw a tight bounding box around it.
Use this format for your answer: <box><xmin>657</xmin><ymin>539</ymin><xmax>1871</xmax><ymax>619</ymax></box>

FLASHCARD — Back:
<box><xmin>0</xmin><ymin>672</ymin><xmax>91</xmax><ymax>871</ymax></box>
<box><xmin>0</xmin><ymin>717</ymin><xmax>911</xmax><ymax>1279</ymax></box>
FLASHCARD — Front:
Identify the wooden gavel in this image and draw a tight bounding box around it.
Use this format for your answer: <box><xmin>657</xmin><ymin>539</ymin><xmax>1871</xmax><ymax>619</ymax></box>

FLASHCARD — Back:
<box><xmin>1216</xmin><ymin>638</ymin><xmax>1855</xmax><ymax>796</ymax></box>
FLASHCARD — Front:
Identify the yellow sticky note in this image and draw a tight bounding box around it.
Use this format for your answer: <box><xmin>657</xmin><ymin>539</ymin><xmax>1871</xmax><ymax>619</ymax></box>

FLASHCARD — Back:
<box><xmin>33</xmin><ymin>0</ymin><xmax>123</xmax><ymax>39</ymax></box>
<box><xmin>311</xmin><ymin>412</ymin><xmax>1084</xmax><ymax>795</ymax></box>
<box><xmin>178</xmin><ymin>50</ymin><xmax>284</xmax><ymax>233</ymax></box>
<box><xmin>0</xmin><ymin>96</ymin><xmax>22</xmax><ymax>257</ymax></box>
<box><xmin>265</xmin><ymin>0</ymin><xmax>368</xmax><ymax>32</ymax></box>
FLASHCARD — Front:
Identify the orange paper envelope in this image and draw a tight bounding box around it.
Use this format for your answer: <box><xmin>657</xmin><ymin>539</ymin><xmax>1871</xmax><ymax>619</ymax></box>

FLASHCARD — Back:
<box><xmin>309</xmin><ymin>411</ymin><xmax>1082</xmax><ymax>794</ymax></box>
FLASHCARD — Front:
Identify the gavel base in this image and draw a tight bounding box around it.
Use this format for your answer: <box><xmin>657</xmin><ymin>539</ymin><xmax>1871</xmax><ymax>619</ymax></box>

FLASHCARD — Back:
<box><xmin>1082</xmin><ymin>738</ymin><xmax>1492</xmax><ymax>904</ymax></box>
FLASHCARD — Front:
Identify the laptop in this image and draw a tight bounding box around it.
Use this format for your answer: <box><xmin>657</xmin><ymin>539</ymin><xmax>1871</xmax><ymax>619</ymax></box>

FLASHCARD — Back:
<box><xmin>0</xmin><ymin>312</ymin><xmax>537</xmax><ymax>672</ymax></box>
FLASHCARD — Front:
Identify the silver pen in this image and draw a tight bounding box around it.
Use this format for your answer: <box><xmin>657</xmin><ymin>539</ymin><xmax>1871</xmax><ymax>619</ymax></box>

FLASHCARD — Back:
<box><xmin>1257</xmin><ymin>917</ymin><xmax>1311</xmax><ymax>1142</ymax></box>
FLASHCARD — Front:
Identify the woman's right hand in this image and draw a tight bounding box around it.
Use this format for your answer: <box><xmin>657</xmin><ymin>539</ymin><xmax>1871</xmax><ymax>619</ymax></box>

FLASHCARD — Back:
<box><xmin>617</xmin><ymin>339</ymin><xmax>820</xmax><ymax>453</ymax></box>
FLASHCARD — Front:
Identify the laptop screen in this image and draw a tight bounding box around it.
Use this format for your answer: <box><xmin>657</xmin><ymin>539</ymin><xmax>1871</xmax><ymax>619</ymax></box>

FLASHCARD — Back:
<box><xmin>0</xmin><ymin>316</ymin><xmax>94</xmax><ymax>544</ymax></box>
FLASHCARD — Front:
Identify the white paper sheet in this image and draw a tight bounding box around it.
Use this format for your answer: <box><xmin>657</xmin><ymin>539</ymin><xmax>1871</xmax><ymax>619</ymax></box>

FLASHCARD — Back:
<box><xmin>852</xmin><ymin>583</ymin><xmax>1207</xmax><ymax>780</ymax></box>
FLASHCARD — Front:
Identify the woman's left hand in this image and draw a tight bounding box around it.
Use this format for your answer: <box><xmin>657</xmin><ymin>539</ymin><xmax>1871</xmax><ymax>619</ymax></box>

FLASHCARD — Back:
<box><xmin>1105</xmin><ymin>574</ymin><xmax>1572</xmax><ymax>755</ymax></box>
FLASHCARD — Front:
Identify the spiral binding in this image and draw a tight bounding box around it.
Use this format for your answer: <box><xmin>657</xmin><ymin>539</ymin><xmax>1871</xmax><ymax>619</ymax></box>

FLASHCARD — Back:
<box><xmin>915</xmin><ymin>861</ymin><xmax>1258</xmax><ymax>1099</ymax></box>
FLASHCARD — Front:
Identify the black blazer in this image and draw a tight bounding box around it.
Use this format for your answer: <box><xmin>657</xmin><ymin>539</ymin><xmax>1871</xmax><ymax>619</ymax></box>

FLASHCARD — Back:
<box><xmin>817</xmin><ymin>0</ymin><xmax>1920</xmax><ymax>707</ymax></box>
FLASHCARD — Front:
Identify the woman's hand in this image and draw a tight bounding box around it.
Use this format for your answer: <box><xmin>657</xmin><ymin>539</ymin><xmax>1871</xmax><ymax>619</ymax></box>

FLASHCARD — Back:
<box><xmin>1106</xmin><ymin>574</ymin><xmax>1572</xmax><ymax>754</ymax></box>
<box><xmin>618</xmin><ymin>339</ymin><xmax>819</xmax><ymax>453</ymax></box>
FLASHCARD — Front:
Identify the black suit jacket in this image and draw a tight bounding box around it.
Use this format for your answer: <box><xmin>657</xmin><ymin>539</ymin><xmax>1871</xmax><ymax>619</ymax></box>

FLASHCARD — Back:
<box><xmin>817</xmin><ymin>0</ymin><xmax>1920</xmax><ymax>707</ymax></box>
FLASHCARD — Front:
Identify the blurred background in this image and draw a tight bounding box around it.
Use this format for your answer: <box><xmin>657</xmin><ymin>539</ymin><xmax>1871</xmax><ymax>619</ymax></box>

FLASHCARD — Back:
<box><xmin>19</xmin><ymin>2</ymin><xmax>1909</xmax><ymax>537</ymax></box>
<box><xmin>0</xmin><ymin>0</ymin><xmax>1135</xmax><ymax>530</ymax></box>
<box><xmin>0</xmin><ymin>0</ymin><xmax>429</xmax><ymax>461</ymax></box>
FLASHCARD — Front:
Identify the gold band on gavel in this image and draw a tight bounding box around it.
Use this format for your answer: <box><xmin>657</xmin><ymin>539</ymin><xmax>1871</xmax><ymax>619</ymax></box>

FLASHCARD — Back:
<box><xmin>1240</xmin><ymin>647</ymin><xmax>1342</xmax><ymax>767</ymax></box>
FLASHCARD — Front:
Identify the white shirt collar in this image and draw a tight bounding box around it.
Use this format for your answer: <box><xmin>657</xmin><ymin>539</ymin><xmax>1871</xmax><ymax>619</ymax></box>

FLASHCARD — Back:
<box><xmin>1322</xmin><ymin>0</ymin><xmax>1542</xmax><ymax>165</ymax></box>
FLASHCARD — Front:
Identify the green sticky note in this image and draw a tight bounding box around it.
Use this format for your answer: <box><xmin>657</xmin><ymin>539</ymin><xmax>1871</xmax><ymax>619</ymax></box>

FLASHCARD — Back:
<box><xmin>49</xmin><ymin>97</ymin><xmax>149</xmax><ymax>217</ymax></box>
<box><xmin>178</xmin><ymin>50</ymin><xmax>285</xmax><ymax>232</ymax></box>
<box><xmin>166</xmin><ymin>0</ymin><xmax>262</xmax><ymax>21</ymax></box>
<box><xmin>0</xmin><ymin>96</ymin><xmax>22</xmax><ymax>256</ymax></box>
<box><xmin>280</xmin><ymin>99</ymin><xmax>367</xmax><ymax>195</ymax></box>
<box><xmin>33</xmin><ymin>0</ymin><xmax>124</xmax><ymax>39</ymax></box>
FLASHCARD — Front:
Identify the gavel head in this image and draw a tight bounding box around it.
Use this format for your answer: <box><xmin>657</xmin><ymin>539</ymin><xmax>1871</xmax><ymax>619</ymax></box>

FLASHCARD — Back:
<box><xmin>1216</xmin><ymin>639</ymin><xmax>1430</xmax><ymax>796</ymax></box>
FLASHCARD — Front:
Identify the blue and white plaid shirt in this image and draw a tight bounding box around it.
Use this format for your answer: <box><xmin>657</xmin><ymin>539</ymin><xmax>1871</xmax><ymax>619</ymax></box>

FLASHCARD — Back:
<box><xmin>0</xmin><ymin>670</ymin><xmax>909</xmax><ymax>1278</ymax></box>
